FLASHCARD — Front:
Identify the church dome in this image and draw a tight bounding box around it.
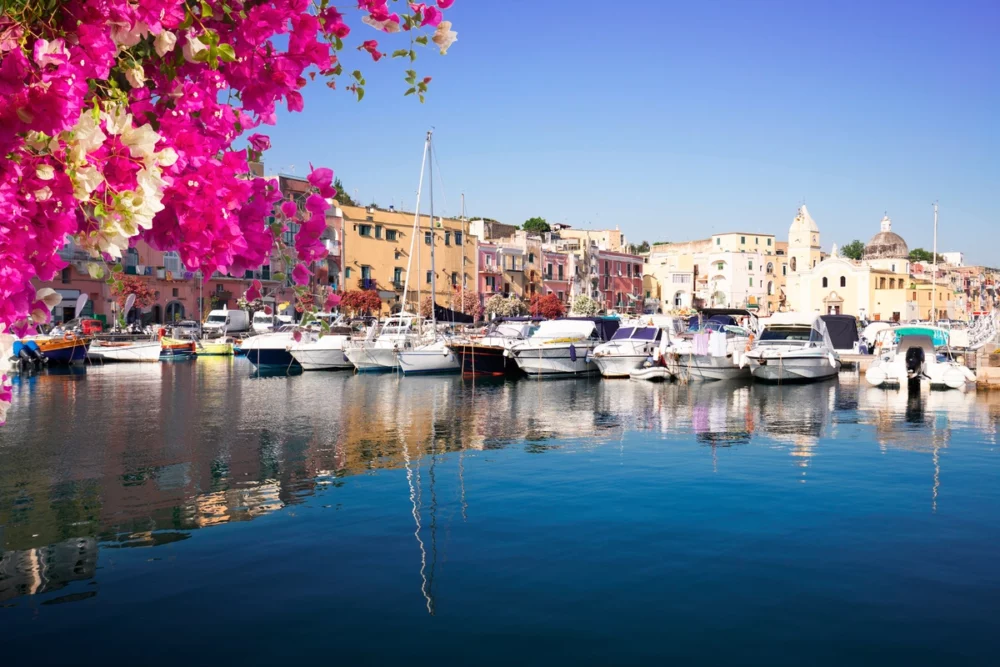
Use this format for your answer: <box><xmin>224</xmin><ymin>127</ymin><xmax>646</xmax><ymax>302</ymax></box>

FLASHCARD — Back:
<box><xmin>863</xmin><ymin>215</ymin><xmax>909</xmax><ymax>260</ymax></box>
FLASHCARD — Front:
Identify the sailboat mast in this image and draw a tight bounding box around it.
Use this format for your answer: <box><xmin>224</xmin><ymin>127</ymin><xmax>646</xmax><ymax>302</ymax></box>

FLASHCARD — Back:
<box><xmin>461</xmin><ymin>192</ymin><xmax>466</xmax><ymax>317</ymax></box>
<box><xmin>429</xmin><ymin>132</ymin><xmax>437</xmax><ymax>329</ymax></box>
<box><xmin>932</xmin><ymin>201</ymin><xmax>939</xmax><ymax>322</ymax></box>
<box><xmin>401</xmin><ymin>134</ymin><xmax>430</xmax><ymax>312</ymax></box>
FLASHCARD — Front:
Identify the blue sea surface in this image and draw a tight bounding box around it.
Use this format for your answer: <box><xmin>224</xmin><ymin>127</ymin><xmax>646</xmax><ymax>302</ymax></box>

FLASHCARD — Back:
<box><xmin>2</xmin><ymin>360</ymin><xmax>999</xmax><ymax>665</ymax></box>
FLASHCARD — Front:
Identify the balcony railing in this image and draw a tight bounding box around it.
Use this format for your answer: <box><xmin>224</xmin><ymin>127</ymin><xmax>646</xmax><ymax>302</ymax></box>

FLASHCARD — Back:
<box><xmin>359</xmin><ymin>278</ymin><xmax>378</xmax><ymax>290</ymax></box>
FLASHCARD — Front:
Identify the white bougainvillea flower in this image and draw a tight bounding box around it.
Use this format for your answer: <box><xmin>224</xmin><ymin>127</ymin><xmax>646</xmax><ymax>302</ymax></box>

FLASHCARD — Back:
<box><xmin>154</xmin><ymin>30</ymin><xmax>177</xmax><ymax>57</ymax></box>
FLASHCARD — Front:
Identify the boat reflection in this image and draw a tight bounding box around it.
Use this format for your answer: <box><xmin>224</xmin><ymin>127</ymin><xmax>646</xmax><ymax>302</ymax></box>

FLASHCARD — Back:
<box><xmin>1</xmin><ymin>363</ymin><xmax>996</xmax><ymax>608</ymax></box>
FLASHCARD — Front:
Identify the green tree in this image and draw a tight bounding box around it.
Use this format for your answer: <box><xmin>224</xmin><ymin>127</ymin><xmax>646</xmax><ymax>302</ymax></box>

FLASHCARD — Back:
<box><xmin>522</xmin><ymin>217</ymin><xmax>550</xmax><ymax>234</ymax></box>
<box><xmin>334</xmin><ymin>177</ymin><xmax>356</xmax><ymax>206</ymax></box>
<box><xmin>628</xmin><ymin>240</ymin><xmax>651</xmax><ymax>254</ymax></box>
<box><xmin>909</xmin><ymin>248</ymin><xmax>944</xmax><ymax>263</ymax></box>
<box><xmin>840</xmin><ymin>240</ymin><xmax>865</xmax><ymax>260</ymax></box>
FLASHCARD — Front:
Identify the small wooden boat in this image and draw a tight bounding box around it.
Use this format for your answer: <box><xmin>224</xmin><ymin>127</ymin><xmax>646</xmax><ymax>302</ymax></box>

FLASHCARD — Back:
<box><xmin>160</xmin><ymin>337</ymin><xmax>197</xmax><ymax>360</ymax></box>
<box><xmin>31</xmin><ymin>334</ymin><xmax>90</xmax><ymax>364</ymax></box>
<box><xmin>197</xmin><ymin>340</ymin><xmax>234</xmax><ymax>356</ymax></box>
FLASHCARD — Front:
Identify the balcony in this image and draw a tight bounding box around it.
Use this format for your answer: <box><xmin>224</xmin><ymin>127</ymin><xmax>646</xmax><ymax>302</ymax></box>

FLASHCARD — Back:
<box><xmin>359</xmin><ymin>278</ymin><xmax>378</xmax><ymax>290</ymax></box>
<box><xmin>324</xmin><ymin>239</ymin><xmax>341</xmax><ymax>256</ymax></box>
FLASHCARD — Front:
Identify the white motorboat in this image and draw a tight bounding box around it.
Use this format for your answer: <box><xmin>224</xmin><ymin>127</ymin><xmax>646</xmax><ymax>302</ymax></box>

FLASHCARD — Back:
<box><xmin>398</xmin><ymin>337</ymin><xmax>461</xmax><ymax>375</ymax></box>
<box><xmin>448</xmin><ymin>318</ymin><xmax>540</xmax><ymax>376</ymax></box>
<box><xmin>663</xmin><ymin>309</ymin><xmax>755</xmax><ymax>382</ymax></box>
<box><xmin>745</xmin><ymin>312</ymin><xmax>841</xmax><ymax>383</ymax></box>
<box><xmin>591</xmin><ymin>316</ymin><xmax>679</xmax><ymax>378</ymax></box>
<box><xmin>865</xmin><ymin>326</ymin><xmax>976</xmax><ymax>390</ymax></box>
<box><xmin>241</xmin><ymin>326</ymin><xmax>300</xmax><ymax>368</ymax></box>
<box><xmin>510</xmin><ymin>318</ymin><xmax>620</xmax><ymax>377</ymax></box>
<box><xmin>87</xmin><ymin>339</ymin><xmax>162</xmax><ymax>362</ymax></box>
<box><xmin>343</xmin><ymin>314</ymin><xmax>423</xmax><ymax>372</ymax></box>
<box><xmin>629</xmin><ymin>364</ymin><xmax>673</xmax><ymax>382</ymax></box>
<box><xmin>290</xmin><ymin>320</ymin><xmax>371</xmax><ymax>371</ymax></box>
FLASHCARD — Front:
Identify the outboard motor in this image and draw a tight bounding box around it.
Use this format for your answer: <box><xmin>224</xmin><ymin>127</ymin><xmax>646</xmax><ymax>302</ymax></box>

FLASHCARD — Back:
<box><xmin>15</xmin><ymin>340</ymin><xmax>45</xmax><ymax>371</ymax></box>
<box><xmin>904</xmin><ymin>346</ymin><xmax>925</xmax><ymax>383</ymax></box>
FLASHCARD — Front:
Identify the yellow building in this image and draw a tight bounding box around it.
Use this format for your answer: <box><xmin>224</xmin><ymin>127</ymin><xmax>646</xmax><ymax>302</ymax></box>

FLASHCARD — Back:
<box><xmin>553</xmin><ymin>225</ymin><xmax>627</xmax><ymax>251</ymax></box>
<box><xmin>710</xmin><ymin>232</ymin><xmax>777</xmax><ymax>254</ymax></box>
<box><xmin>907</xmin><ymin>280</ymin><xmax>965</xmax><ymax>321</ymax></box>
<box><xmin>335</xmin><ymin>204</ymin><xmax>477</xmax><ymax>313</ymax></box>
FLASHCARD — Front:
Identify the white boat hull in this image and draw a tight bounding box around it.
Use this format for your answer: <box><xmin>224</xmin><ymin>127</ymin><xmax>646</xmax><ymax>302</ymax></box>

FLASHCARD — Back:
<box><xmin>866</xmin><ymin>360</ymin><xmax>975</xmax><ymax>390</ymax></box>
<box><xmin>290</xmin><ymin>348</ymin><xmax>354</xmax><ymax>371</ymax></box>
<box><xmin>665</xmin><ymin>353</ymin><xmax>751</xmax><ymax>381</ymax></box>
<box><xmin>88</xmin><ymin>341</ymin><xmax>162</xmax><ymax>362</ymax></box>
<box><xmin>398</xmin><ymin>342</ymin><xmax>461</xmax><ymax>375</ymax></box>
<box><xmin>345</xmin><ymin>345</ymin><xmax>404</xmax><ymax>372</ymax></box>
<box><xmin>592</xmin><ymin>353</ymin><xmax>647</xmax><ymax>378</ymax></box>
<box><xmin>513</xmin><ymin>343</ymin><xmax>598</xmax><ymax>377</ymax></box>
<box><xmin>748</xmin><ymin>355</ymin><xmax>840</xmax><ymax>382</ymax></box>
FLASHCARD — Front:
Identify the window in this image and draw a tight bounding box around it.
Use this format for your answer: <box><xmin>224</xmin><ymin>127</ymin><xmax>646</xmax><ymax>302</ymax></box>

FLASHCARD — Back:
<box><xmin>755</xmin><ymin>237</ymin><xmax>759</xmax><ymax>245</ymax></box>
<box><xmin>359</xmin><ymin>224</ymin><xmax>372</xmax><ymax>237</ymax></box>
<box><xmin>425</xmin><ymin>231</ymin><xmax>432</xmax><ymax>245</ymax></box>
<box><xmin>766</xmin><ymin>262</ymin><xmax>773</xmax><ymax>274</ymax></box>
<box><xmin>716</xmin><ymin>237</ymin><xmax>721</xmax><ymax>245</ymax></box>
<box><xmin>546</xmin><ymin>263</ymin><xmax>553</xmax><ymax>278</ymax></box>
<box><xmin>485</xmin><ymin>254</ymin><xmax>492</xmax><ymax>267</ymax></box>
<box><xmin>163</xmin><ymin>251</ymin><xmax>182</xmax><ymax>274</ymax></box>
<box><xmin>558</xmin><ymin>291</ymin><xmax>564</xmax><ymax>302</ymax></box>
<box><xmin>451</xmin><ymin>271</ymin><xmax>458</xmax><ymax>287</ymax></box>
<box><xmin>386</xmin><ymin>229</ymin><xmax>398</xmax><ymax>241</ymax></box>
<box><xmin>604</xmin><ymin>261</ymin><xmax>610</xmax><ymax>275</ymax></box>
<box><xmin>365</xmin><ymin>214</ymin><xmax>374</xmax><ymax>222</ymax></box>
<box><xmin>455</xmin><ymin>231</ymin><xmax>463</xmax><ymax>246</ymax></box>
<box><xmin>767</xmin><ymin>238</ymin><xmax>772</xmax><ymax>246</ymax></box>
<box><xmin>616</xmin><ymin>262</ymin><xmax>622</xmax><ymax>275</ymax></box>
<box><xmin>748</xmin><ymin>260</ymin><xmax>753</xmax><ymax>270</ymax></box>
<box><xmin>635</xmin><ymin>264</ymin><xmax>641</xmax><ymax>276</ymax></box>
<box><xmin>558</xmin><ymin>265</ymin><xmax>564</xmax><ymax>280</ymax></box>
<box><xmin>426</xmin><ymin>270</ymin><xmax>432</xmax><ymax>284</ymax></box>
<box><xmin>361</xmin><ymin>266</ymin><xmax>371</xmax><ymax>280</ymax></box>
<box><xmin>445</xmin><ymin>231</ymin><xmax>451</xmax><ymax>246</ymax></box>
<box><xmin>717</xmin><ymin>262</ymin><xmax>724</xmax><ymax>271</ymax></box>
<box><xmin>125</xmin><ymin>247</ymin><xmax>139</xmax><ymax>269</ymax></box>
<box><xmin>749</xmin><ymin>277</ymin><xmax>753</xmax><ymax>287</ymax></box>
<box><xmin>627</xmin><ymin>264</ymin><xmax>632</xmax><ymax>277</ymax></box>
<box><xmin>375</xmin><ymin>225</ymin><xmax>383</xmax><ymax>239</ymax></box>
<box><xmin>841</xmin><ymin>276</ymin><xmax>846</xmax><ymax>287</ymax></box>
<box><xmin>790</xmin><ymin>257</ymin><xmax>797</xmax><ymax>272</ymax></box>
<box><xmin>741</xmin><ymin>236</ymin><xmax>746</xmax><ymax>244</ymax></box>
<box><xmin>891</xmin><ymin>263</ymin><xmax>896</xmax><ymax>272</ymax></box>
<box><xmin>216</xmin><ymin>284</ymin><xmax>224</xmax><ymax>293</ymax></box>
<box><xmin>173</xmin><ymin>288</ymin><xmax>179</xmax><ymax>297</ymax></box>
<box><xmin>261</xmin><ymin>265</ymin><xmax>270</xmax><ymax>280</ymax></box>
<box><xmin>61</xmin><ymin>267</ymin><xmax>71</xmax><ymax>284</ymax></box>
<box><xmin>782</xmin><ymin>264</ymin><xmax>787</xmax><ymax>276</ymax></box>
<box><xmin>822</xmin><ymin>277</ymin><xmax>828</xmax><ymax>288</ymax></box>
<box><xmin>529</xmin><ymin>253</ymin><xmax>535</xmax><ymax>264</ymax></box>
<box><xmin>880</xmin><ymin>277</ymin><xmax>886</xmax><ymax>289</ymax></box>
<box><xmin>345</xmin><ymin>267</ymin><xmax>351</xmax><ymax>278</ymax></box>
<box><xmin>767</xmin><ymin>281</ymin><xmax>773</xmax><ymax>295</ymax></box>
<box><xmin>393</xmin><ymin>267</ymin><xmax>402</xmax><ymax>285</ymax></box>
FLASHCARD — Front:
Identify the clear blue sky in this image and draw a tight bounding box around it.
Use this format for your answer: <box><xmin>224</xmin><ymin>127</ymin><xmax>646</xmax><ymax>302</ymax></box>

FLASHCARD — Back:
<box><xmin>262</xmin><ymin>0</ymin><xmax>999</xmax><ymax>263</ymax></box>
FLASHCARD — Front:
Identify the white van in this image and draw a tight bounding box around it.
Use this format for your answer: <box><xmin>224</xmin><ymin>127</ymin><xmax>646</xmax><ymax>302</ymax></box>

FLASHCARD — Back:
<box><xmin>203</xmin><ymin>308</ymin><xmax>250</xmax><ymax>334</ymax></box>
<box><xmin>252</xmin><ymin>311</ymin><xmax>292</xmax><ymax>333</ymax></box>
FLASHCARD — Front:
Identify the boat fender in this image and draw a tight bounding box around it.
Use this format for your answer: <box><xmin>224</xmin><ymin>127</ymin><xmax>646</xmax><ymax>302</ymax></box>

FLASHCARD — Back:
<box><xmin>866</xmin><ymin>366</ymin><xmax>887</xmax><ymax>386</ymax></box>
<box><xmin>745</xmin><ymin>333</ymin><xmax>755</xmax><ymax>352</ymax></box>
<box><xmin>569</xmin><ymin>344</ymin><xmax>577</xmax><ymax>362</ymax></box>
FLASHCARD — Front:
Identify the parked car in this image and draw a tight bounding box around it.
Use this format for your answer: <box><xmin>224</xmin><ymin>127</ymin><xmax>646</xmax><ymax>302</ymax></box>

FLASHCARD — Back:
<box><xmin>171</xmin><ymin>320</ymin><xmax>201</xmax><ymax>337</ymax></box>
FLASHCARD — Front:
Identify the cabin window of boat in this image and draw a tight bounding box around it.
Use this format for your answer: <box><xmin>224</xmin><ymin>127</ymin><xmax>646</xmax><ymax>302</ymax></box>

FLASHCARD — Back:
<box><xmin>612</xmin><ymin>327</ymin><xmax>636</xmax><ymax>340</ymax></box>
<box><xmin>760</xmin><ymin>326</ymin><xmax>811</xmax><ymax>342</ymax></box>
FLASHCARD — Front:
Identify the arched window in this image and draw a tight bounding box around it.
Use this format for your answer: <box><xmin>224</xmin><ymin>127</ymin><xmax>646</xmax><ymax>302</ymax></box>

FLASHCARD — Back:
<box><xmin>822</xmin><ymin>277</ymin><xmax>828</xmax><ymax>288</ymax></box>
<box><xmin>767</xmin><ymin>281</ymin><xmax>773</xmax><ymax>296</ymax></box>
<box><xmin>790</xmin><ymin>257</ymin><xmax>797</xmax><ymax>272</ymax></box>
<box><xmin>766</xmin><ymin>262</ymin><xmax>773</xmax><ymax>274</ymax></box>
<box><xmin>840</xmin><ymin>276</ymin><xmax>846</xmax><ymax>287</ymax></box>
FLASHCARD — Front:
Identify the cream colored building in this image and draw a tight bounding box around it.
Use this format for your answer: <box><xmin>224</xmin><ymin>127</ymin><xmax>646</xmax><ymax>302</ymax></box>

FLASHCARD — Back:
<box><xmin>335</xmin><ymin>204</ymin><xmax>477</xmax><ymax>313</ymax></box>
<box><xmin>553</xmin><ymin>224</ymin><xmax>626</xmax><ymax>252</ymax></box>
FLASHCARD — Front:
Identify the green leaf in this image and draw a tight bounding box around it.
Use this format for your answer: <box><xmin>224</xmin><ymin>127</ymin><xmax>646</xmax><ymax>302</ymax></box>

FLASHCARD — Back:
<box><xmin>352</xmin><ymin>69</ymin><xmax>363</xmax><ymax>82</ymax></box>
<box><xmin>404</xmin><ymin>87</ymin><xmax>416</xmax><ymax>96</ymax></box>
<box><xmin>217</xmin><ymin>43</ymin><xmax>236</xmax><ymax>62</ymax></box>
<box><xmin>180</xmin><ymin>6</ymin><xmax>195</xmax><ymax>29</ymax></box>
<box><xmin>418</xmin><ymin>94</ymin><xmax>425</xmax><ymax>104</ymax></box>
<box><xmin>112</xmin><ymin>263</ymin><xmax>124</xmax><ymax>273</ymax></box>
<box><xmin>391</xmin><ymin>49</ymin><xmax>409</xmax><ymax>58</ymax></box>
<box><xmin>356</xmin><ymin>87</ymin><xmax>365</xmax><ymax>102</ymax></box>
<box><xmin>334</xmin><ymin>36</ymin><xmax>344</xmax><ymax>51</ymax></box>
<box><xmin>405</xmin><ymin>69</ymin><xmax>417</xmax><ymax>84</ymax></box>
<box><xmin>272</xmin><ymin>272</ymin><xmax>286</xmax><ymax>282</ymax></box>
<box><xmin>415</xmin><ymin>35</ymin><xmax>428</xmax><ymax>45</ymax></box>
<box><xmin>408</xmin><ymin>49</ymin><xmax>416</xmax><ymax>62</ymax></box>
<box><xmin>200</xmin><ymin>0</ymin><xmax>213</xmax><ymax>18</ymax></box>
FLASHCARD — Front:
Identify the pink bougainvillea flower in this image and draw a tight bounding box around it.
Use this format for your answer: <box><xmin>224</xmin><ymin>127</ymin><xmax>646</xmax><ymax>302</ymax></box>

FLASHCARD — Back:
<box><xmin>247</xmin><ymin>134</ymin><xmax>271</xmax><ymax>151</ymax></box>
<box><xmin>245</xmin><ymin>279</ymin><xmax>262</xmax><ymax>302</ymax></box>
<box><xmin>324</xmin><ymin>292</ymin><xmax>342</xmax><ymax>310</ymax></box>
<box><xmin>422</xmin><ymin>7</ymin><xmax>443</xmax><ymax>27</ymax></box>
<box><xmin>359</xmin><ymin>40</ymin><xmax>383</xmax><ymax>61</ymax></box>
<box><xmin>292</xmin><ymin>329</ymin><xmax>302</xmax><ymax>342</ymax></box>
<box><xmin>437</xmin><ymin>0</ymin><xmax>455</xmax><ymax>8</ymax></box>
<box><xmin>281</xmin><ymin>200</ymin><xmax>299</xmax><ymax>219</ymax></box>
<box><xmin>307</xmin><ymin>167</ymin><xmax>337</xmax><ymax>199</ymax></box>
<box><xmin>292</xmin><ymin>263</ymin><xmax>312</xmax><ymax>286</ymax></box>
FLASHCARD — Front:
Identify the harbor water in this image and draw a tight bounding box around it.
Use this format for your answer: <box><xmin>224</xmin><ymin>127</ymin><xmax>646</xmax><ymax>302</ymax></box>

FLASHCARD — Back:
<box><xmin>2</xmin><ymin>360</ymin><xmax>1000</xmax><ymax>664</ymax></box>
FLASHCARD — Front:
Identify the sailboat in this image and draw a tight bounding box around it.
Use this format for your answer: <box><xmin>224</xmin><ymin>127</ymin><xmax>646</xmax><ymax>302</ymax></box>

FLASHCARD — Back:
<box><xmin>398</xmin><ymin>130</ymin><xmax>460</xmax><ymax>375</ymax></box>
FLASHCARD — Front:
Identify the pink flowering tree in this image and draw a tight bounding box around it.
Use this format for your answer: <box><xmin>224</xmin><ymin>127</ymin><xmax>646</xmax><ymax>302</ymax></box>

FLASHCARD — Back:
<box><xmin>0</xmin><ymin>0</ymin><xmax>458</xmax><ymax>423</ymax></box>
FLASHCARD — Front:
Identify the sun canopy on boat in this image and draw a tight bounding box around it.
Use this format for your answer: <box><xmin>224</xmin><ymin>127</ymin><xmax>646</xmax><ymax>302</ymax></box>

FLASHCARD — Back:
<box><xmin>529</xmin><ymin>319</ymin><xmax>598</xmax><ymax>340</ymax></box>
<box><xmin>894</xmin><ymin>326</ymin><xmax>949</xmax><ymax>347</ymax></box>
<box><xmin>433</xmin><ymin>303</ymin><xmax>475</xmax><ymax>324</ymax></box>
<box><xmin>761</xmin><ymin>312</ymin><xmax>835</xmax><ymax>349</ymax></box>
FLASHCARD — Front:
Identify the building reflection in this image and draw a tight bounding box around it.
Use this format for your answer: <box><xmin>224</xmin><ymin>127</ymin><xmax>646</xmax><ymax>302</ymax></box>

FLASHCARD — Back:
<box><xmin>1</xmin><ymin>363</ymin><xmax>998</xmax><ymax>607</ymax></box>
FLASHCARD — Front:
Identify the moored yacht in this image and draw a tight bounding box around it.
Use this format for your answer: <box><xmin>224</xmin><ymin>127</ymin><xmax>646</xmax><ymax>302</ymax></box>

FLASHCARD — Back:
<box><xmin>290</xmin><ymin>319</ymin><xmax>372</xmax><ymax>371</ymax></box>
<box><xmin>663</xmin><ymin>309</ymin><xmax>755</xmax><ymax>381</ymax></box>
<box><xmin>510</xmin><ymin>317</ymin><xmax>620</xmax><ymax>377</ymax></box>
<box><xmin>241</xmin><ymin>325</ymin><xmax>300</xmax><ymax>369</ymax></box>
<box><xmin>745</xmin><ymin>312</ymin><xmax>840</xmax><ymax>382</ymax></box>
<box><xmin>343</xmin><ymin>313</ymin><xmax>424</xmax><ymax>372</ymax></box>
<box><xmin>448</xmin><ymin>318</ymin><xmax>540</xmax><ymax>376</ymax></box>
<box><xmin>865</xmin><ymin>326</ymin><xmax>975</xmax><ymax>390</ymax></box>
<box><xmin>591</xmin><ymin>316</ymin><xmax>679</xmax><ymax>378</ymax></box>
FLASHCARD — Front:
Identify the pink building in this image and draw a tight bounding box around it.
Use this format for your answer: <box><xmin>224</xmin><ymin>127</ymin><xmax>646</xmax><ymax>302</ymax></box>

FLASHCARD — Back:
<box><xmin>478</xmin><ymin>242</ymin><xmax>502</xmax><ymax>303</ymax></box>
<box><xmin>593</xmin><ymin>250</ymin><xmax>644</xmax><ymax>314</ymax></box>
<box><xmin>542</xmin><ymin>250</ymin><xmax>571</xmax><ymax>304</ymax></box>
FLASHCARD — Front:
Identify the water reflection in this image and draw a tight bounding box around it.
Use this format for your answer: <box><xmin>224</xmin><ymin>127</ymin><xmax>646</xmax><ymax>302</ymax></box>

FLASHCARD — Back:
<box><xmin>1</xmin><ymin>363</ymin><xmax>999</xmax><ymax>610</ymax></box>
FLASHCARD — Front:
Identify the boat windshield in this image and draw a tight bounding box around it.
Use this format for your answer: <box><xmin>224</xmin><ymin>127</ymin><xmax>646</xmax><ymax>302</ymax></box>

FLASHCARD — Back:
<box><xmin>253</xmin><ymin>313</ymin><xmax>271</xmax><ymax>322</ymax></box>
<box><xmin>760</xmin><ymin>326</ymin><xmax>813</xmax><ymax>342</ymax></box>
<box><xmin>611</xmin><ymin>327</ymin><xmax>658</xmax><ymax>341</ymax></box>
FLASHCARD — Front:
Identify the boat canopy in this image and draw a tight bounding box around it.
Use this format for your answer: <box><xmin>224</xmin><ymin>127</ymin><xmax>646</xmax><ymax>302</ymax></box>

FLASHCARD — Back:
<box><xmin>819</xmin><ymin>315</ymin><xmax>859</xmax><ymax>352</ymax></box>
<box><xmin>894</xmin><ymin>326</ymin><xmax>950</xmax><ymax>347</ymax></box>
<box><xmin>761</xmin><ymin>312</ymin><xmax>835</xmax><ymax>348</ymax></box>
